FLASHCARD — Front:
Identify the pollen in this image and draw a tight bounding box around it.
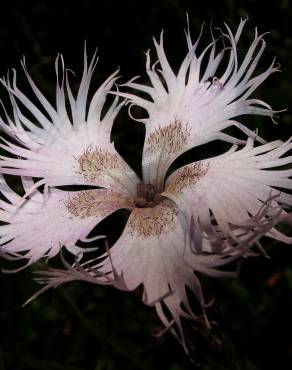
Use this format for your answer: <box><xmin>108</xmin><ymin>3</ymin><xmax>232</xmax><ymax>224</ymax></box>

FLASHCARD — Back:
<box><xmin>128</xmin><ymin>202</ymin><xmax>177</xmax><ymax>237</ymax></box>
<box><xmin>166</xmin><ymin>162</ymin><xmax>208</xmax><ymax>193</ymax></box>
<box><xmin>77</xmin><ymin>147</ymin><xmax>120</xmax><ymax>182</ymax></box>
<box><xmin>146</xmin><ymin>119</ymin><xmax>190</xmax><ymax>158</ymax></box>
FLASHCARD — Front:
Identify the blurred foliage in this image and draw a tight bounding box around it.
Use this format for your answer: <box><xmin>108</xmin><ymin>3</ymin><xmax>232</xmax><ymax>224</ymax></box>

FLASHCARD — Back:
<box><xmin>0</xmin><ymin>0</ymin><xmax>292</xmax><ymax>369</ymax></box>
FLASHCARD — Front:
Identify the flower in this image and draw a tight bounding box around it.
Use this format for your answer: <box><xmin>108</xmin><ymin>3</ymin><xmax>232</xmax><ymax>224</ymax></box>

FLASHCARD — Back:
<box><xmin>0</xmin><ymin>20</ymin><xmax>291</xmax><ymax>351</ymax></box>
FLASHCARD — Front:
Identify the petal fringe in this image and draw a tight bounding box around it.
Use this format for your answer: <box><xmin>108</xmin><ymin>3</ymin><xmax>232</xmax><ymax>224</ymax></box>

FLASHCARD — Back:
<box><xmin>117</xmin><ymin>20</ymin><xmax>279</xmax><ymax>188</ymax></box>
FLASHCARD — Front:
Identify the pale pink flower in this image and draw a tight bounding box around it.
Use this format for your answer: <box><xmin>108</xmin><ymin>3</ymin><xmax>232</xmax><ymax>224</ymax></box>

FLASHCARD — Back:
<box><xmin>0</xmin><ymin>21</ymin><xmax>291</xmax><ymax>350</ymax></box>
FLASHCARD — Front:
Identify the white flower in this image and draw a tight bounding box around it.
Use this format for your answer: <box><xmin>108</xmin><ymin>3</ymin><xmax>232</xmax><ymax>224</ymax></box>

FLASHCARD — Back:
<box><xmin>0</xmin><ymin>21</ymin><xmax>291</xmax><ymax>350</ymax></box>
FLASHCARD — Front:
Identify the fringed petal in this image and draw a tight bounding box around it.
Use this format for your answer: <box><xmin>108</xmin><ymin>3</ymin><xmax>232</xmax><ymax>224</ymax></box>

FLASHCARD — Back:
<box><xmin>118</xmin><ymin>20</ymin><xmax>278</xmax><ymax>189</ymax></box>
<box><xmin>67</xmin><ymin>200</ymin><xmax>236</xmax><ymax>348</ymax></box>
<box><xmin>0</xmin><ymin>176</ymin><xmax>133</xmax><ymax>264</ymax></box>
<box><xmin>0</xmin><ymin>52</ymin><xmax>139</xmax><ymax>195</ymax></box>
<box><xmin>164</xmin><ymin>138</ymin><xmax>292</xmax><ymax>254</ymax></box>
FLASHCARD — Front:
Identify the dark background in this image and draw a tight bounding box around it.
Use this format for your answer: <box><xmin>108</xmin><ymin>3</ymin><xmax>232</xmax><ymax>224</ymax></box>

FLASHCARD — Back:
<box><xmin>0</xmin><ymin>0</ymin><xmax>292</xmax><ymax>369</ymax></box>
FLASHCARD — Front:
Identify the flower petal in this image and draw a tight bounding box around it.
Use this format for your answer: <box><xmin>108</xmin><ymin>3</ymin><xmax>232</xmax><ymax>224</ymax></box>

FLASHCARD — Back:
<box><xmin>0</xmin><ymin>52</ymin><xmax>139</xmax><ymax>195</ymax></box>
<box><xmin>0</xmin><ymin>176</ymin><xmax>133</xmax><ymax>264</ymax></box>
<box><xmin>118</xmin><ymin>20</ymin><xmax>278</xmax><ymax>188</ymax></box>
<box><xmin>89</xmin><ymin>200</ymin><xmax>233</xmax><ymax>347</ymax></box>
<box><xmin>163</xmin><ymin>138</ymin><xmax>292</xmax><ymax>252</ymax></box>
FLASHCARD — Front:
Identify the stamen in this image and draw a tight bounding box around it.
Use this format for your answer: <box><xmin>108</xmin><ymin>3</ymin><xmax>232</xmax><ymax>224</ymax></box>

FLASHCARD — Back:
<box><xmin>134</xmin><ymin>183</ymin><xmax>166</xmax><ymax>208</ymax></box>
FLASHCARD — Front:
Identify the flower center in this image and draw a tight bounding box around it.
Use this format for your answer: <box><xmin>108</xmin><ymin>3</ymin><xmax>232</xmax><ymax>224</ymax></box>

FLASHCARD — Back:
<box><xmin>134</xmin><ymin>183</ymin><xmax>165</xmax><ymax>208</ymax></box>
